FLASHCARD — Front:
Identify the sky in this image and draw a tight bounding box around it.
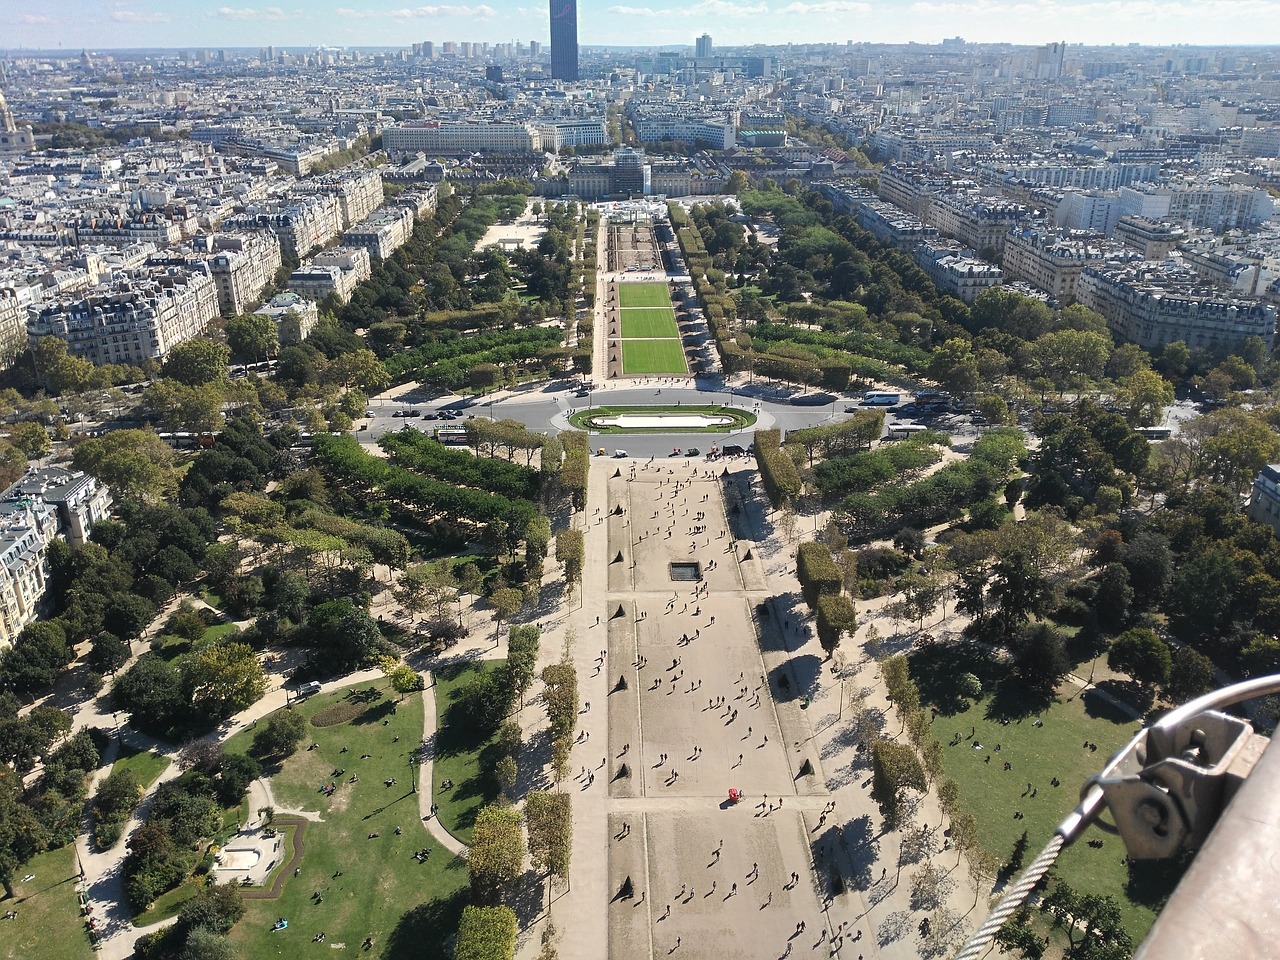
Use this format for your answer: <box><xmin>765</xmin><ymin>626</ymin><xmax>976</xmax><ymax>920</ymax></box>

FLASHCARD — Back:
<box><xmin>6</xmin><ymin>0</ymin><xmax>1280</xmax><ymax>51</ymax></box>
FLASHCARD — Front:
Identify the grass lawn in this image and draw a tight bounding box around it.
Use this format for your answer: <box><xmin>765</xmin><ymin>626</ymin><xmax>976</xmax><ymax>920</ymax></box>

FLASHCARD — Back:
<box><xmin>912</xmin><ymin>644</ymin><xmax>1177</xmax><ymax>943</ymax></box>
<box><xmin>619</xmin><ymin>307</ymin><xmax>679</xmax><ymax>339</ymax></box>
<box><xmin>203</xmin><ymin>622</ymin><xmax>240</xmax><ymax>642</ymax></box>
<box><xmin>1</xmin><ymin>846</ymin><xmax>93</xmax><ymax>960</ymax></box>
<box><xmin>432</xmin><ymin>661</ymin><xmax>506</xmax><ymax>847</ymax></box>
<box><xmin>224</xmin><ymin>679</ymin><xmax>470</xmax><ymax>960</ymax></box>
<box><xmin>617</xmin><ymin>281</ymin><xmax>672</xmax><ymax>308</ymax></box>
<box><xmin>622</xmin><ymin>338</ymin><xmax>688</xmax><ymax>375</ymax></box>
<box><xmin>111</xmin><ymin>745</ymin><xmax>171</xmax><ymax>791</ymax></box>
<box><xmin>569</xmin><ymin>404</ymin><xmax>757</xmax><ymax>434</ymax></box>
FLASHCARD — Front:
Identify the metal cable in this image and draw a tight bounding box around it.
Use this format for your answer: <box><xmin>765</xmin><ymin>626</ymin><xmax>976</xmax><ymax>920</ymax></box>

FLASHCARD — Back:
<box><xmin>953</xmin><ymin>833</ymin><xmax>1064</xmax><ymax>960</ymax></box>
<box><xmin>953</xmin><ymin>674</ymin><xmax>1280</xmax><ymax>960</ymax></box>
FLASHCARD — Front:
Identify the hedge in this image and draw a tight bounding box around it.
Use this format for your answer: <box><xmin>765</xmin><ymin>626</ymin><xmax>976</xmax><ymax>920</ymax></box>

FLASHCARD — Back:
<box><xmin>797</xmin><ymin>541</ymin><xmax>843</xmax><ymax>609</ymax></box>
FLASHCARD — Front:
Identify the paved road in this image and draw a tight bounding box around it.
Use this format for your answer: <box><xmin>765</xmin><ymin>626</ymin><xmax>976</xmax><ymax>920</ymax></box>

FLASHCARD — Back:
<box><xmin>362</xmin><ymin>379</ymin><xmax>887</xmax><ymax>453</ymax></box>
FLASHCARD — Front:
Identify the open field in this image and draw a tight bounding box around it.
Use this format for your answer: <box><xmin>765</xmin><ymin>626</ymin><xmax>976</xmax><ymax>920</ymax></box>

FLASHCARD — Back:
<box><xmin>617</xmin><ymin>282</ymin><xmax>673</xmax><ymax>308</ymax></box>
<box><xmin>619</xmin><ymin>308</ymin><xmax>679</xmax><ymax>339</ymax></box>
<box><xmin>222</xmin><ymin>680</ymin><xmax>470</xmax><ymax>960</ymax></box>
<box><xmin>0</xmin><ymin>846</ymin><xmax>93</xmax><ymax>960</ymax></box>
<box><xmin>111</xmin><ymin>745</ymin><xmax>171</xmax><ymax>791</ymax></box>
<box><xmin>432</xmin><ymin>660</ymin><xmax>506</xmax><ymax>847</ymax></box>
<box><xmin>913</xmin><ymin>644</ymin><xmax>1172</xmax><ymax>942</ymax></box>
<box><xmin>622</xmin><ymin>338</ymin><xmax>688</xmax><ymax>375</ymax></box>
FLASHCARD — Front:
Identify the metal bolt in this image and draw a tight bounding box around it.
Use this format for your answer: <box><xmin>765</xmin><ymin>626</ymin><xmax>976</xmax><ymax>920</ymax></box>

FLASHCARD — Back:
<box><xmin>1138</xmin><ymin>799</ymin><xmax>1170</xmax><ymax>838</ymax></box>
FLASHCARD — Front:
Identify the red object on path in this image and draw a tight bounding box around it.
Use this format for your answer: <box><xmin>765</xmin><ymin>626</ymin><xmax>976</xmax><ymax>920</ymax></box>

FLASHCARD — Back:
<box><xmin>728</xmin><ymin>788</ymin><xmax>743</xmax><ymax>804</ymax></box>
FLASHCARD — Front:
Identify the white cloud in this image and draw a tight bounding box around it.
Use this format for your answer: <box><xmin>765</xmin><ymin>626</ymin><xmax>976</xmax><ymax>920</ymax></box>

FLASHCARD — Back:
<box><xmin>778</xmin><ymin>0</ymin><xmax>868</xmax><ymax>10</ymax></box>
<box><xmin>110</xmin><ymin>9</ymin><xmax>171</xmax><ymax>23</ymax></box>
<box><xmin>19</xmin><ymin>13</ymin><xmax>55</xmax><ymax>24</ymax></box>
<box><xmin>215</xmin><ymin>6</ymin><xmax>297</xmax><ymax>20</ymax></box>
<box><xmin>608</xmin><ymin>0</ymin><xmax>767</xmax><ymax>16</ymax></box>
<box><xmin>335</xmin><ymin>4</ymin><xmax>497</xmax><ymax>17</ymax></box>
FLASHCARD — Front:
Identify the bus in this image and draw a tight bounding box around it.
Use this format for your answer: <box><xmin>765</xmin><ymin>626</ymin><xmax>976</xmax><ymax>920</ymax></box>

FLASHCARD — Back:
<box><xmin>1135</xmin><ymin>426</ymin><xmax>1172</xmax><ymax>441</ymax></box>
<box><xmin>886</xmin><ymin>423</ymin><xmax>930</xmax><ymax>440</ymax></box>
<box><xmin>860</xmin><ymin>391</ymin><xmax>902</xmax><ymax>406</ymax></box>
<box><xmin>434</xmin><ymin>427</ymin><xmax>469</xmax><ymax>445</ymax></box>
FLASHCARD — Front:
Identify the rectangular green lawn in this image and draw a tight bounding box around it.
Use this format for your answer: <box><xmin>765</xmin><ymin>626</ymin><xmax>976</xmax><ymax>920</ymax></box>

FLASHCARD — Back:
<box><xmin>223</xmin><ymin>680</ymin><xmax>470</xmax><ymax>960</ymax></box>
<box><xmin>617</xmin><ymin>282</ymin><xmax>673</xmax><ymax>308</ymax></box>
<box><xmin>2</xmin><ymin>846</ymin><xmax>93</xmax><ymax>960</ymax></box>
<box><xmin>934</xmin><ymin>686</ymin><xmax>1169</xmax><ymax>943</ymax></box>
<box><xmin>622</xmin><ymin>338</ymin><xmax>688</xmax><ymax>375</ymax></box>
<box><xmin>620</xmin><ymin>307</ymin><xmax>679</xmax><ymax>339</ymax></box>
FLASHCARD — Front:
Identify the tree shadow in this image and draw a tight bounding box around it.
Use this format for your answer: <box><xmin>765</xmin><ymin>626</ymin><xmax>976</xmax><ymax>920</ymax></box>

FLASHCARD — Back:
<box><xmin>344</xmin><ymin>686</ymin><xmax>385</xmax><ymax>705</ymax></box>
<box><xmin>1125</xmin><ymin>851</ymin><xmax>1191</xmax><ymax>913</ymax></box>
<box><xmin>770</xmin><ymin>653</ymin><xmax>823</xmax><ymax>702</ymax></box>
<box><xmin>986</xmin><ymin>677</ymin><xmax>1054</xmax><ymax>722</ymax></box>
<box><xmin>910</xmin><ymin>642</ymin><xmax>1003</xmax><ymax>716</ymax></box>
<box><xmin>379</xmin><ymin>889</ymin><xmax>468</xmax><ymax>960</ymax></box>
<box><xmin>1088</xmin><ymin>679</ymin><xmax>1151</xmax><ymax>719</ymax></box>
<box><xmin>352</xmin><ymin>700</ymin><xmax>398</xmax><ymax>726</ymax></box>
<box><xmin>843</xmin><ymin>813</ymin><xmax>878</xmax><ymax>892</ymax></box>
<box><xmin>506</xmin><ymin>869</ymin><xmax>548</xmax><ymax>929</ymax></box>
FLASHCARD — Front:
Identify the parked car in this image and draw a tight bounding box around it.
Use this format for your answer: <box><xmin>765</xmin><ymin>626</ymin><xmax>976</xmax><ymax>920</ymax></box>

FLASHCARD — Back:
<box><xmin>686</xmin><ymin>447</ymin><xmax>701</xmax><ymax>456</ymax></box>
<box><xmin>298</xmin><ymin>681</ymin><xmax>322</xmax><ymax>697</ymax></box>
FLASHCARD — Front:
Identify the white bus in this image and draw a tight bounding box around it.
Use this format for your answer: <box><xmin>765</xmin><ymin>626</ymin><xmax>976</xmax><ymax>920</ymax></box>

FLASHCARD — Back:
<box><xmin>1135</xmin><ymin>426</ymin><xmax>1172</xmax><ymax>441</ymax></box>
<box><xmin>886</xmin><ymin>423</ymin><xmax>930</xmax><ymax>440</ymax></box>
<box><xmin>860</xmin><ymin>391</ymin><xmax>902</xmax><ymax>406</ymax></box>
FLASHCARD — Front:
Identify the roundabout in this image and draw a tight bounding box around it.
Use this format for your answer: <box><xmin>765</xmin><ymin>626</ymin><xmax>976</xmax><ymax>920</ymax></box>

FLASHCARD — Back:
<box><xmin>568</xmin><ymin>404</ymin><xmax>757</xmax><ymax>434</ymax></box>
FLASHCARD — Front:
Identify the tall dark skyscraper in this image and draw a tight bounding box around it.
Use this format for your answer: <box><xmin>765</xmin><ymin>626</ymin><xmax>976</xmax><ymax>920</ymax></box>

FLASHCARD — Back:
<box><xmin>549</xmin><ymin>0</ymin><xmax>578</xmax><ymax>82</ymax></box>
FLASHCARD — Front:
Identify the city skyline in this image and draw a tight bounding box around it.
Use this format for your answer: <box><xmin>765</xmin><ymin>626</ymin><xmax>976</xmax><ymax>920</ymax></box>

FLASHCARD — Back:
<box><xmin>7</xmin><ymin>0</ymin><xmax>1280</xmax><ymax>51</ymax></box>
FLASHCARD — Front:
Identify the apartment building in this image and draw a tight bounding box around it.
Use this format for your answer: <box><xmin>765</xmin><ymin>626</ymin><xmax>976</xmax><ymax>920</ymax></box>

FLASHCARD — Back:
<box><xmin>856</xmin><ymin>199</ymin><xmax>939</xmax><ymax>250</ymax></box>
<box><xmin>206</xmin><ymin>233</ymin><xmax>283</xmax><ymax>315</ymax></box>
<box><xmin>1113</xmin><ymin>217</ymin><xmax>1186</xmax><ymax>260</ymax></box>
<box><xmin>1118</xmin><ymin>182</ymin><xmax>1274</xmax><ymax>232</ymax></box>
<box><xmin>1002</xmin><ymin>227</ymin><xmax>1115</xmax><ymax>304</ymax></box>
<box><xmin>1077</xmin><ymin>260</ymin><xmax>1277</xmax><ymax>353</ymax></box>
<box><xmin>630</xmin><ymin>117</ymin><xmax>735</xmax><ymax>150</ymax></box>
<box><xmin>929</xmin><ymin>195</ymin><xmax>1026</xmax><ymax>257</ymax></box>
<box><xmin>382</xmin><ymin>121</ymin><xmax>541</xmax><ymax>156</ymax></box>
<box><xmin>0</xmin><ymin>288</ymin><xmax>35</xmax><ymax>368</ymax></box>
<box><xmin>540</xmin><ymin>119</ymin><xmax>609</xmax><ymax>152</ymax></box>
<box><xmin>223</xmin><ymin>194</ymin><xmax>344</xmax><ymax>261</ymax></box>
<box><xmin>343</xmin><ymin>205</ymin><xmax>414</xmax><ymax>261</ymax></box>
<box><xmin>1248</xmin><ymin>464</ymin><xmax>1280</xmax><ymax>535</ymax></box>
<box><xmin>0</xmin><ymin>466</ymin><xmax>111</xmax><ymax>648</ymax></box>
<box><xmin>288</xmin><ymin>247</ymin><xmax>371</xmax><ymax>305</ymax></box>
<box><xmin>28</xmin><ymin>266</ymin><xmax>220</xmax><ymax>366</ymax></box>
<box><xmin>914</xmin><ymin>241</ymin><xmax>1004</xmax><ymax>303</ymax></box>
<box><xmin>297</xmin><ymin>170</ymin><xmax>384</xmax><ymax>231</ymax></box>
<box><xmin>255</xmin><ymin>291</ymin><xmax>318</xmax><ymax>344</ymax></box>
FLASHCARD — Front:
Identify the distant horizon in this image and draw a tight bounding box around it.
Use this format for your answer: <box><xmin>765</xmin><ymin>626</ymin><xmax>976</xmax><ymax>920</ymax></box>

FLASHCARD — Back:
<box><xmin>7</xmin><ymin>1</ymin><xmax>1280</xmax><ymax>52</ymax></box>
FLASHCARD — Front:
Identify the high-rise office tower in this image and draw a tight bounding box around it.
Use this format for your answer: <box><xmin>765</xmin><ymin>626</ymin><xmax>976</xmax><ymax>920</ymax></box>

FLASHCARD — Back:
<box><xmin>550</xmin><ymin>0</ymin><xmax>578</xmax><ymax>81</ymax></box>
<box><xmin>696</xmin><ymin>33</ymin><xmax>712</xmax><ymax>58</ymax></box>
<box><xmin>530</xmin><ymin>40</ymin><xmax>542</xmax><ymax>57</ymax></box>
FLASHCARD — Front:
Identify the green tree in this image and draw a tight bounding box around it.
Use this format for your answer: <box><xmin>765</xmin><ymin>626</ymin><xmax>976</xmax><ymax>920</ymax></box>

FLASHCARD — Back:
<box><xmin>1108</xmin><ymin>627</ymin><xmax>1172</xmax><ymax>689</ymax></box>
<box><xmin>164</xmin><ymin>338</ymin><xmax>231</xmax><ymax>387</ymax></box>
<box><xmin>33</xmin><ymin>335</ymin><xmax>95</xmax><ymax>394</ymax></box>
<box><xmin>225</xmin><ymin>314</ymin><xmax>279</xmax><ymax>364</ymax></box>
<box><xmin>71</xmin><ymin>429</ymin><xmax>177</xmax><ymax>501</ymax></box>
<box><xmin>541</xmin><ymin>661</ymin><xmax>579</xmax><ymax>739</ymax></box>
<box><xmin>184</xmin><ymin>641</ymin><xmax>267</xmax><ymax>718</ymax></box>
<box><xmin>180</xmin><ymin>927</ymin><xmax>239</xmax><ymax>960</ymax></box>
<box><xmin>469</xmin><ymin>806</ymin><xmax>525</xmax><ymax>902</ymax></box>
<box><xmin>176</xmin><ymin>882</ymin><xmax>247</xmax><ymax>935</ymax></box>
<box><xmin>814</xmin><ymin>592</ymin><xmax>857</xmax><ymax>658</ymax></box>
<box><xmin>7</xmin><ymin>421</ymin><xmax>51</xmax><ymax>460</ymax></box>
<box><xmin>1165</xmin><ymin>646</ymin><xmax>1217</xmax><ymax>703</ymax></box>
<box><xmin>1116</xmin><ymin>368</ymin><xmax>1175</xmax><ymax>428</ymax></box>
<box><xmin>454</xmin><ymin>905</ymin><xmax>518</xmax><ymax>960</ymax></box>
<box><xmin>488</xmin><ymin>586</ymin><xmax>524</xmax><ymax>641</ymax></box>
<box><xmin>251</xmin><ymin>709</ymin><xmax>307</xmax><ymax>759</ymax></box>
<box><xmin>0</xmin><ymin>765</ymin><xmax>50</xmax><ymax>897</ymax></box>
<box><xmin>870</xmin><ymin>739</ymin><xmax>926</xmax><ymax>830</ymax></box>
<box><xmin>524</xmin><ymin>790</ymin><xmax>572</xmax><ymax>880</ymax></box>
